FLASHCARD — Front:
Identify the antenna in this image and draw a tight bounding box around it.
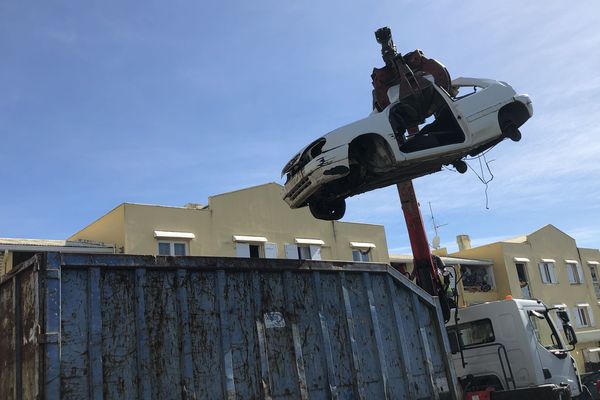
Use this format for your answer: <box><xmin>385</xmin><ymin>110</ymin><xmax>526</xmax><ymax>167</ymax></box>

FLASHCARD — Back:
<box><xmin>428</xmin><ymin>202</ymin><xmax>448</xmax><ymax>249</ymax></box>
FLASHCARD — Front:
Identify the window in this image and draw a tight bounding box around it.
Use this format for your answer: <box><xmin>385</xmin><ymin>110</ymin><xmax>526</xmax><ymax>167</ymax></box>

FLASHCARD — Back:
<box><xmin>285</xmin><ymin>243</ymin><xmax>322</xmax><ymax>260</ymax></box>
<box><xmin>515</xmin><ymin>262</ymin><xmax>532</xmax><ymax>298</ymax></box>
<box><xmin>157</xmin><ymin>241</ymin><xmax>187</xmax><ymax>256</ymax></box>
<box><xmin>460</xmin><ymin>264</ymin><xmax>495</xmax><ymax>292</ymax></box>
<box><xmin>352</xmin><ymin>249</ymin><xmax>371</xmax><ymax>262</ymax></box>
<box><xmin>298</xmin><ymin>245</ymin><xmax>311</xmax><ymax>260</ymax></box>
<box><xmin>566</xmin><ymin>261</ymin><xmax>583</xmax><ymax>284</ymax></box>
<box><xmin>236</xmin><ymin>242</ymin><xmax>263</xmax><ymax>258</ymax></box>
<box><xmin>350</xmin><ymin>242</ymin><xmax>375</xmax><ymax>262</ymax></box>
<box><xmin>249</xmin><ymin>244</ymin><xmax>260</xmax><ymax>258</ymax></box>
<box><xmin>589</xmin><ymin>263</ymin><xmax>600</xmax><ymax>299</ymax></box>
<box><xmin>574</xmin><ymin>304</ymin><xmax>595</xmax><ymax>328</ymax></box>
<box><xmin>449</xmin><ymin>318</ymin><xmax>495</xmax><ymax>348</ymax></box>
<box><xmin>154</xmin><ymin>231</ymin><xmax>194</xmax><ymax>257</ymax></box>
<box><xmin>233</xmin><ymin>235</ymin><xmax>277</xmax><ymax>259</ymax></box>
<box><xmin>538</xmin><ymin>261</ymin><xmax>557</xmax><ymax>284</ymax></box>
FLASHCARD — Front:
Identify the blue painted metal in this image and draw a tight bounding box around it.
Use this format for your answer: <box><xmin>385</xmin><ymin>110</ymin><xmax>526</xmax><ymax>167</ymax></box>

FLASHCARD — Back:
<box><xmin>0</xmin><ymin>253</ymin><xmax>459</xmax><ymax>399</ymax></box>
<box><xmin>87</xmin><ymin>267</ymin><xmax>103</xmax><ymax>400</ymax></box>
<box><xmin>363</xmin><ymin>272</ymin><xmax>389</xmax><ymax>399</ymax></box>
<box><xmin>45</xmin><ymin>253</ymin><xmax>61</xmax><ymax>400</ymax></box>
<box><xmin>134</xmin><ymin>269</ymin><xmax>151</xmax><ymax>400</ymax></box>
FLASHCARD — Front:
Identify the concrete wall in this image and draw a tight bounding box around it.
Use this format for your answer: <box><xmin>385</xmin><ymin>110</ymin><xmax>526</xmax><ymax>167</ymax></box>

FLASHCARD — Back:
<box><xmin>69</xmin><ymin>183</ymin><xmax>389</xmax><ymax>263</ymax></box>
<box><xmin>69</xmin><ymin>205</ymin><xmax>126</xmax><ymax>252</ymax></box>
<box><xmin>449</xmin><ymin>243</ymin><xmax>504</xmax><ymax>305</ymax></box>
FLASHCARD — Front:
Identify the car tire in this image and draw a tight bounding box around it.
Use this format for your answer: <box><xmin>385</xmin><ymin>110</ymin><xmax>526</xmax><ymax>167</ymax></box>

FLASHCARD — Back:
<box><xmin>506</xmin><ymin>127</ymin><xmax>522</xmax><ymax>142</ymax></box>
<box><xmin>501</xmin><ymin>121</ymin><xmax>522</xmax><ymax>142</ymax></box>
<box><xmin>309</xmin><ymin>198</ymin><xmax>346</xmax><ymax>221</ymax></box>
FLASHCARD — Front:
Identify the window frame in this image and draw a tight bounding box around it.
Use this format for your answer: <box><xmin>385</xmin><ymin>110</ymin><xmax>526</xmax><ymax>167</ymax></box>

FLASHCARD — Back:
<box><xmin>157</xmin><ymin>240</ymin><xmax>188</xmax><ymax>256</ymax></box>
<box><xmin>589</xmin><ymin>263</ymin><xmax>600</xmax><ymax>299</ymax></box>
<box><xmin>566</xmin><ymin>262</ymin><xmax>582</xmax><ymax>284</ymax></box>
<box><xmin>459</xmin><ymin>264</ymin><xmax>495</xmax><ymax>291</ymax></box>
<box><xmin>285</xmin><ymin>243</ymin><xmax>322</xmax><ymax>260</ymax></box>
<box><xmin>236</xmin><ymin>242</ymin><xmax>264</xmax><ymax>258</ymax></box>
<box><xmin>574</xmin><ymin>304</ymin><xmax>594</xmax><ymax>328</ymax></box>
<box><xmin>539</xmin><ymin>261</ymin><xmax>557</xmax><ymax>284</ymax></box>
<box><xmin>352</xmin><ymin>249</ymin><xmax>371</xmax><ymax>262</ymax></box>
<box><xmin>297</xmin><ymin>245</ymin><xmax>312</xmax><ymax>260</ymax></box>
<box><xmin>448</xmin><ymin>318</ymin><xmax>496</xmax><ymax>348</ymax></box>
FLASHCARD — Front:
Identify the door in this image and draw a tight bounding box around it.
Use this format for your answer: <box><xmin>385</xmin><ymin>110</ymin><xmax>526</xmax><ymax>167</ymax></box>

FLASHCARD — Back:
<box><xmin>526</xmin><ymin>307</ymin><xmax>581</xmax><ymax>396</ymax></box>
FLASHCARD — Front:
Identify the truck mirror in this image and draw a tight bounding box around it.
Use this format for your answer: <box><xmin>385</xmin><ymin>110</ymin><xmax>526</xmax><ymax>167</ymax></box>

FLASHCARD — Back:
<box><xmin>563</xmin><ymin>324</ymin><xmax>578</xmax><ymax>346</ymax></box>
<box><xmin>528</xmin><ymin>310</ymin><xmax>545</xmax><ymax>319</ymax></box>
<box><xmin>447</xmin><ymin>329</ymin><xmax>460</xmax><ymax>354</ymax></box>
<box><xmin>557</xmin><ymin>310</ymin><xmax>570</xmax><ymax>324</ymax></box>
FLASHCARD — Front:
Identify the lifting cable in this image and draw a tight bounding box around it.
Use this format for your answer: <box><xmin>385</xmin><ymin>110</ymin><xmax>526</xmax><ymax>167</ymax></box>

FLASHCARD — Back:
<box><xmin>467</xmin><ymin>153</ymin><xmax>495</xmax><ymax>209</ymax></box>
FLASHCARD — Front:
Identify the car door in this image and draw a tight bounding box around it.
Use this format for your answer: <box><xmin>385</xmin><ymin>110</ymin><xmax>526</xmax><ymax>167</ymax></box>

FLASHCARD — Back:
<box><xmin>399</xmin><ymin>84</ymin><xmax>470</xmax><ymax>161</ymax></box>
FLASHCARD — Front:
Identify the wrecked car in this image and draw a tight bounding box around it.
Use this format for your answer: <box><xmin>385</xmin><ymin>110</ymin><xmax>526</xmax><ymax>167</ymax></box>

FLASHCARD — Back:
<box><xmin>281</xmin><ymin>77</ymin><xmax>533</xmax><ymax>220</ymax></box>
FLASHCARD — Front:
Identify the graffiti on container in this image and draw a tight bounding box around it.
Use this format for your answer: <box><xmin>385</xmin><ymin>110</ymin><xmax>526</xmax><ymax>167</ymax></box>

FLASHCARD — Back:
<box><xmin>264</xmin><ymin>312</ymin><xmax>286</xmax><ymax>329</ymax></box>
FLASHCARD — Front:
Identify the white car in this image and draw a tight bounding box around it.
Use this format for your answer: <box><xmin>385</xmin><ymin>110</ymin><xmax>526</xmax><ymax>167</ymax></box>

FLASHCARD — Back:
<box><xmin>282</xmin><ymin>77</ymin><xmax>533</xmax><ymax>220</ymax></box>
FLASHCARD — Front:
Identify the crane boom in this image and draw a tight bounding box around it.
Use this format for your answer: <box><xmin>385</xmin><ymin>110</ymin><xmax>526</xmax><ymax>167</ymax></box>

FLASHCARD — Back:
<box><xmin>372</xmin><ymin>27</ymin><xmax>451</xmax><ymax>320</ymax></box>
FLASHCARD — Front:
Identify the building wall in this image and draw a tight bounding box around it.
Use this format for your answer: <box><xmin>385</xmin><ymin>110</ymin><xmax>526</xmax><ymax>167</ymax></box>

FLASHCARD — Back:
<box><xmin>69</xmin><ymin>183</ymin><xmax>389</xmax><ymax>263</ymax></box>
<box><xmin>69</xmin><ymin>205</ymin><xmax>126</xmax><ymax>252</ymax></box>
<box><xmin>448</xmin><ymin>243</ymin><xmax>505</xmax><ymax>305</ymax></box>
<box><xmin>579</xmin><ymin>247</ymin><xmax>600</xmax><ymax>302</ymax></box>
<box><xmin>123</xmin><ymin>204</ymin><xmax>207</xmax><ymax>256</ymax></box>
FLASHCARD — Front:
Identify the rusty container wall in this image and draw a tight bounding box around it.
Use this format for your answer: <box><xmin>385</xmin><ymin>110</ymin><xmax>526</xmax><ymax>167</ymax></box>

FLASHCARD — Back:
<box><xmin>0</xmin><ymin>253</ymin><xmax>458</xmax><ymax>400</ymax></box>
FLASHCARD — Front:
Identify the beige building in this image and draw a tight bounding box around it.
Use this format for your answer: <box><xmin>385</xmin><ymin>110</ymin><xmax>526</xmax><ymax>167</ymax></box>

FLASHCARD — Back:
<box><xmin>389</xmin><ymin>253</ymin><xmax>495</xmax><ymax>307</ymax></box>
<box><xmin>69</xmin><ymin>183</ymin><xmax>390</xmax><ymax>263</ymax></box>
<box><xmin>449</xmin><ymin>225</ymin><xmax>600</xmax><ymax>371</ymax></box>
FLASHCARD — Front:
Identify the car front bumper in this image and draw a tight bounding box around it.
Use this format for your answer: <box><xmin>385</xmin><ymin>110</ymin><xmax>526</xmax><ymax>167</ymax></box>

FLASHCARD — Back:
<box><xmin>283</xmin><ymin>145</ymin><xmax>349</xmax><ymax>208</ymax></box>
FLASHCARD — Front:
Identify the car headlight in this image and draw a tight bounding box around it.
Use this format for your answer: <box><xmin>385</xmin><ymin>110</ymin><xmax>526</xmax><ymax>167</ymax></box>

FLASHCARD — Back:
<box><xmin>282</xmin><ymin>138</ymin><xmax>326</xmax><ymax>177</ymax></box>
<box><xmin>282</xmin><ymin>152</ymin><xmax>301</xmax><ymax>176</ymax></box>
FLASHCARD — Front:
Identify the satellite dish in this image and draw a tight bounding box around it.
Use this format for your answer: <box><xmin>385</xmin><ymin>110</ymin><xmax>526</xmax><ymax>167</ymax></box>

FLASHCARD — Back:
<box><xmin>432</xmin><ymin>235</ymin><xmax>441</xmax><ymax>249</ymax></box>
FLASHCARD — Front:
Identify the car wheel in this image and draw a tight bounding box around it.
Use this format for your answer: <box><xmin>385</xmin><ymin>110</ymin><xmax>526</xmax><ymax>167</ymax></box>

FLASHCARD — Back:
<box><xmin>309</xmin><ymin>198</ymin><xmax>346</xmax><ymax>221</ymax></box>
<box><xmin>501</xmin><ymin>121</ymin><xmax>522</xmax><ymax>142</ymax></box>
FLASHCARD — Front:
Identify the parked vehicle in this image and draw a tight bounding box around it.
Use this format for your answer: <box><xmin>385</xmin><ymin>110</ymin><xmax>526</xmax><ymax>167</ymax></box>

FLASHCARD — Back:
<box><xmin>446</xmin><ymin>298</ymin><xmax>582</xmax><ymax>399</ymax></box>
<box><xmin>0</xmin><ymin>252</ymin><xmax>459</xmax><ymax>399</ymax></box>
<box><xmin>282</xmin><ymin>77</ymin><xmax>532</xmax><ymax>220</ymax></box>
<box><xmin>580</xmin><ymin>371</ymin><xmax>600</xmax><ymax>399</ymax></box>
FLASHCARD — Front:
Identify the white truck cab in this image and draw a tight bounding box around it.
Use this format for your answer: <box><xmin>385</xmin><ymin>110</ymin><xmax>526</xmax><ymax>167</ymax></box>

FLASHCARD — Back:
<box><xmin>446</xmin><ymin>298</ymin><xmax>582</xmax><ymax>398</ymax></box>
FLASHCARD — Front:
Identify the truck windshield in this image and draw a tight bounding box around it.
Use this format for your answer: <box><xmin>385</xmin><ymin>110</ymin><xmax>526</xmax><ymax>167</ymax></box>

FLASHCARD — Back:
<box><xmin>528</xmin><ymin>310</ymin><xmax>563</xmax><ymax>350</ymax></box>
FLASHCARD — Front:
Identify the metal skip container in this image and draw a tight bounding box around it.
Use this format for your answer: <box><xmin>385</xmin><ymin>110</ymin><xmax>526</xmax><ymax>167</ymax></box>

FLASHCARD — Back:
<box><xmin>0</xmin><ymin>253</ymin><xmax>458</xmax><ymax>399</ymax></box>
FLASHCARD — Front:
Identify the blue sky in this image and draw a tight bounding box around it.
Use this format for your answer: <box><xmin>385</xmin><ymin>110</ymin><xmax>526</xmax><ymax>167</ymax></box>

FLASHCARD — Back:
<box><xmin>1</xmin><ymin>1</ymin><xmax>599</xmax><ymax>253</ymax></box>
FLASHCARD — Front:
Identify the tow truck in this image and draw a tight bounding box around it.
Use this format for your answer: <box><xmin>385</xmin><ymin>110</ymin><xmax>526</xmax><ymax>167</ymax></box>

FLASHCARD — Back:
<box><xmin>282</xmin><ymin>27</ymin><xmax>586</xmax><ymax>399</ymax></box>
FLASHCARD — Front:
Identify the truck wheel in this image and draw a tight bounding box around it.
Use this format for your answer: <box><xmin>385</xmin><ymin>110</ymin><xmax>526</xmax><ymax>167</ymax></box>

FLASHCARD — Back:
<box><xmin>309</xmin><ymin>199</ymin><xmax>346</xmax><ymax>221</ymax></box>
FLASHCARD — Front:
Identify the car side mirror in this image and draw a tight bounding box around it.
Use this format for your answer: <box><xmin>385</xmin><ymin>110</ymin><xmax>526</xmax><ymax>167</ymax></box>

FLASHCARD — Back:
<box><xmin>447</xmin><ymin>329</ymin><xmax>460</xmax><ymax>354</ymax></box>
<box><xmin>563</xmin><ymin>324</ymin><xmax>577</xmax><ymax>346</ymax></box>
<box><xmin>557</xmin><ymin>310</ymin><xmax>570</xmax><ymax>324</ymax></box>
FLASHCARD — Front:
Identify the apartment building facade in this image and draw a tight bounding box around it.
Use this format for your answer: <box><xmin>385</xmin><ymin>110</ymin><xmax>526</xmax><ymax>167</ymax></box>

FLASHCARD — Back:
<box><xmin>68</xmin><ymin>183</ymin><xmax>390</xmax><ymax>263</ymax></box>
<box><xmin>450</xmin><ymin>225</ymin><xmax>600</xmax><ymax>371</ymax></box>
